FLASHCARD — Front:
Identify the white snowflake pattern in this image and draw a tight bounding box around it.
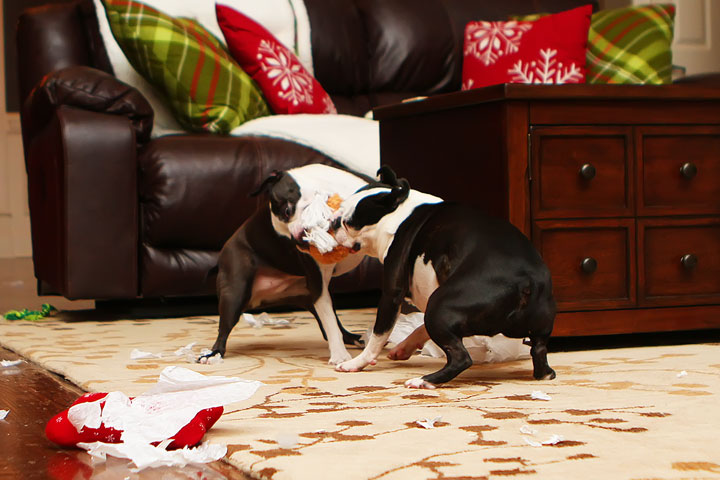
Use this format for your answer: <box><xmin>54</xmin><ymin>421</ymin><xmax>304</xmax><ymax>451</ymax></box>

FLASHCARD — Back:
<box><xmin>257</xmin><ymin>39</ymin><xmax>314</xmax><ymax>106</ymax></box>
<box><xmin>464</xmin><ymin>21</ymin><xmax>533</xmax><ymax>66</ymax></box>
<box><xmin>461</xmin><ymin>78</ymin><xmax>475</xmax><ymax>91</ymax></box>
<box><xmin>507</xmin><ymin>48</ymin><xmax>583</xmax><ymax>84</ymax></box>
<box><xmin>322</xmin><ymin>95</ymin><xmax>337</xmax><ymax>114</ymax></box>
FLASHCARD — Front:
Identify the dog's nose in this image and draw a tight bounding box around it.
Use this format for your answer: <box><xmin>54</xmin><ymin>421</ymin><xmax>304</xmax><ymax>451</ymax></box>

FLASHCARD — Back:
<box><xmin>351</xmin><ymin>242</ymin><xmax>361</xmax><ymax>253</ymax></box>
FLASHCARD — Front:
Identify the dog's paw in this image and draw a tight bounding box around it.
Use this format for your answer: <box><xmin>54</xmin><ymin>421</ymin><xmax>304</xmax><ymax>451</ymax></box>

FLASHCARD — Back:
<box><xmin>328</xmin><ymin>350</ymin><xmax>353</xmax><ymax>366</ymax></box>
<box><xmin>197</xmin><ymin>350</ymin><xmax>223</xmax><ymax>365</ymax></box>
<box><xmin>404</xmin><ymin>377</ymin><xmax>436</xmax><ymax>389</ymax></box>
<box><xmin>335</xmin><ymin>356</ymin><xmax>371</xmax><ymax>372</ymax></box>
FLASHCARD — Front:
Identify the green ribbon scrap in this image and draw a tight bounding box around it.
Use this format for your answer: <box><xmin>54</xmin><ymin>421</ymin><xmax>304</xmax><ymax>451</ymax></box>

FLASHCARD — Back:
<box><xmin>3</xmin><ymin>303</ymin><xmax>57</xmax><ymax>321</ymax></box>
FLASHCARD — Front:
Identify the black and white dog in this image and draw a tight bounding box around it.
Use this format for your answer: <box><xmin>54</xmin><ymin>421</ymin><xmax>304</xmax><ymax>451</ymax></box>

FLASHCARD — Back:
<box><xmin>331</xmin><ymin>166</ymin><xmax>556</xmax><ymax>388</ymax></box>
<box><xmin>199</xmin><ymin>164</ymin><xmax>370</xmax><ymax>365</ymax></box>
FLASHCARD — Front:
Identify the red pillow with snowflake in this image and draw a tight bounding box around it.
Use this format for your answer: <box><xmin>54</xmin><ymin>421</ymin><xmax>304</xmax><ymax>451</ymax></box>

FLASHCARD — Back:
<box><xmin>462</xmin><ymin>5</ymin><xmax>592</xmax><ymax>90</ymax></box>
<box><xmin>216</xmin><ymin>3</ymin><xmax>336</xmax><ymax>115</ymax></box>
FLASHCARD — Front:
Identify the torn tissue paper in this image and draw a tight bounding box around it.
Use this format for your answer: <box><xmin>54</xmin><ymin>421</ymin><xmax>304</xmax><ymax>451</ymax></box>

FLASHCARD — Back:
<box><xmin>130</xmin><ymin>349</ymin><xmax>162</xmax><ymax>360</ymax></box>
<box><xmin>243</xmin><ymin>312</ymin><xmax>292</xmax><ymax>329</ymax></box>
<box><xmin>530</xmin><ymin>390</ymin><xmax>552</xmax><ymax>401</ymax></box>
<box><xmin>1</xmin><ymin>359</ymin><xmax>22</xmax><ymax>367</ymax></box>
<box><xmin>64</xmin><ymin>366</ymin><xmax>262</xmax><ymax>470</ymax></box>
<box><xmin>416</xmin><ymin>416</ymin><xmax>443</xmax><ymax>429</ymax></box>
<box><xmin>0</xmin><ymin>410</ymin><xmax>8</xmax><ymax>420</ymax></box>
<box><xmin>78</xmin><ymin>440</ymin><xmax>228</xmax><ymax>471</ymax></box>
<box><xmin>388</xmin><ymin>313</ymin><xmax>530</xmax><ymax>363</ymax></box>
<box><xmin>300</xmin><ymin>192</ymin><xmax>338</xmax><ymax>253</ymax></box>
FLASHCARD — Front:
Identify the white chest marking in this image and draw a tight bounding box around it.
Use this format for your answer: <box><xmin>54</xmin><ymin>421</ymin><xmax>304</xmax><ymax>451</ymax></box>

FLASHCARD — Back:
<box><xmin>408</xmin><ymin>255</ymin><xmax>439</xmax><ymax>312</ymax></box>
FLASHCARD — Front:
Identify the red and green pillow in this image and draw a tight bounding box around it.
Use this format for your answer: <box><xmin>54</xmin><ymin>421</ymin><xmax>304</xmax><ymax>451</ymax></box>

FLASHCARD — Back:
<box><xmin>103</xmin><ymin>0</ymin><xmax>270</xmax><ymax>134</ymax></box>
<box><xmin>462</xmin><ymin>5</ymin><xmax>592</xmax><ymax>89</ymax></box>
<box><xmin>216</xmin><ymin>3</ymin><xmax>336</xmax><ymax>115</ymax></box>
<box><xmin>511</xmin><ymin>4</ymin><xmax>676</xmax><ymax>85</ymax></box>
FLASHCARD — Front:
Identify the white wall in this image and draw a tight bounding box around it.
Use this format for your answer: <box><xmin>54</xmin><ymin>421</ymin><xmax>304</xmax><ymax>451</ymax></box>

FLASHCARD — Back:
<box><xmin>0</xmin><ymin>2</ymin><xmax>32</xmax><ymax>259</ymax></box>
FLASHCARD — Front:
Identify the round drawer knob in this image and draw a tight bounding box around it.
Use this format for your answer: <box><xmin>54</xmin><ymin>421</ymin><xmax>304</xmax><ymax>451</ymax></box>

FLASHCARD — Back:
<box><xmin>581</xmin><ymin>257</ymin><xmax>598</xmax><ymax>274</ymax></box>
<box><xmin>680</xmin><ymin>254</ymin><xmax>698</xmax><ymax>270</ymax></box>
<box><xmin>579</xmin><ymin>163</ymin><xmax>596</xmax><ymax>180</ymax></box>
<box><xmin>680</xmin><ymin>162</ymin><xmax>698</xmax><ymax>179</ymax></box>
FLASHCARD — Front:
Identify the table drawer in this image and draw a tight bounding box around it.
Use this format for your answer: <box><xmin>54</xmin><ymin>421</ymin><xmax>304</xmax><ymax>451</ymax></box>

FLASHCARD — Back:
<box><xmin>639</xmin><ymin>218</ymin><xmax>720</xmax><ymax>306</ymax></box>
<box><xmin>531</xmin><ymin>127</ymin><xmax>633</xmax><ymax>219</ymax></box>
<box><xmin>638</xmin><ymin>127</ymin><xmax>720</xmax><ymax>215</ymax></box>
<box><xmin>533</xmin><ymin>219</ymin><xmax>636</xmax><ymax>311</ymax></box>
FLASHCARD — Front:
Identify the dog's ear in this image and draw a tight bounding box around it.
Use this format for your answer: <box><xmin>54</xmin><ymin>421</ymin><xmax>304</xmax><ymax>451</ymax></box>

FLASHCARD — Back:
<box><xmin>383</xmin><ymin>177</ymin><xmax>410</xmax><ymax>208</ymax></box>
<box><xmin>250</xmin><ymin>170</ymin><xmax>284</xmax><ymax>197</ymax></box>
<box><xmin>376</xmin><ymin>165</ymin><xmax>399</xmax><ymax>187</ymax></box>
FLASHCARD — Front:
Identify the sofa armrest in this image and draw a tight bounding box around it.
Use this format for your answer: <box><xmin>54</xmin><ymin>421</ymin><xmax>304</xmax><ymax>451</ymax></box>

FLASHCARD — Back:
<box><xmin>22</xmin><ymin>66</ymin><xmax>154</xmax><ymax>156</ymax></box>
<box><xmin>26</xmin><ymin>106</ymin><xmax>139</xmax><ymax>300</ymax></box>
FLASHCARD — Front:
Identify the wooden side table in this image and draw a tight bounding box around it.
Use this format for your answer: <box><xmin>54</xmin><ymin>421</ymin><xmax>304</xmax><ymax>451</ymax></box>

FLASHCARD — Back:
<box><xmin>374</xmin><ymin>84</ymin><xmax>720</xmax><ymax>337</ymax></box>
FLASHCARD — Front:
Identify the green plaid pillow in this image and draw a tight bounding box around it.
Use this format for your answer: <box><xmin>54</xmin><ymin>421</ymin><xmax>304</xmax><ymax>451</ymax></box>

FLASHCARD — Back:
<box><xmin>513</xmin><ymin>4</ymin><xmax>675</xmax><ymax>85</ymax></box>
<box><xmin>587</xmin><ymin>4</ymin><xmax>675</xmax><ymax>84</ymax></box>
<box><xmin>103</xmin><ymin>0</ymin><xmax>270</xmax><ymax>134</ymax></box>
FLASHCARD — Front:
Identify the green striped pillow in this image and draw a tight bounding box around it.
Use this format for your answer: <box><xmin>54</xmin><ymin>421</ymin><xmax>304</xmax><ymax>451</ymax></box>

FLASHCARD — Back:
<box><xmin>103</xmin><ymin>0</ymin><xmax>270</xmax><ymax>134</ymax></box>
<box><xmin>587</xmin><ymin>4</ymin><xmax>675</xmax><ymax>84</ymax></box>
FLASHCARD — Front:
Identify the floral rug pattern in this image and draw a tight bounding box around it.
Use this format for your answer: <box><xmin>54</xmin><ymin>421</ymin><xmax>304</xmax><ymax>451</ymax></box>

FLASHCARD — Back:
<box><xmin>2</xmin><ymin>309</ymin><xmax>720</xmax><ymax>480</ymax></box>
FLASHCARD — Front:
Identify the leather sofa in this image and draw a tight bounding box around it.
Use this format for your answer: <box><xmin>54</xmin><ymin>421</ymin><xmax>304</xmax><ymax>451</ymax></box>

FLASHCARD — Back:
<box><xmin>17</xmin><ymin>0</ymin><xmax>596</xmax><ymax>304</ymax></box>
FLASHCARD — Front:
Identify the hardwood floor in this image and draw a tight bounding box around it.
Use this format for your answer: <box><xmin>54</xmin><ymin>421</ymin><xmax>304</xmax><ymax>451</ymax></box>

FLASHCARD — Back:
<box><xmin>0</xmin><ymin>257</ymin><xmax>251</xmax><ymax>480</ymax></box>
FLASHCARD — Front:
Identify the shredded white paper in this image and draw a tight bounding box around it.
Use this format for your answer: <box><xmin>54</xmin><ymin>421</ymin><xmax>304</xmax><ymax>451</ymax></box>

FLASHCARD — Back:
<box><xmin>387</xmin><ymin>313</ymin><xmax>530</xmax><ymax>364</ymax></box>
<box><xmin>174</xmin><ymin>342</ymin><xmax>197</xmax><ymax>357</ymax></box>
<box><xmin>416</xmin><ymin>416</ymin><xmax>443</xmax><ymax>429</ymax></box>
<box><xmin>677</xmin><ymin>370</ymin><xmax>688</xmax><ymax>378</ymax></box>
<box><xmin>130</xmin><ymin>349</ymin><xmax>163</xmax><ymax>360</ymax></box>
<box><xmin>300</xmin><ymin>192</ymin><xmax>339</xmax><ymax>253</ymax></box>
<box><xmin>0</xmin><ymin>410</ymin><xmax>8</xmax><ymax>420</ymax></box>
<box><xmin>520</xmin><ymin>425</ymin><xmax>538</xmax><ymax>435</ymax></box>
<box><xmin>530</xmin><ymin>390</ymin><xmax>552</xmax><ymax>401</ymax></box>
<box><xmin>78</xmin><ymin>440</ymin><xmax>228</xmax><ymax>471</ymax></box>
<box><xmin>1</xmin><ymin>359</ymin><xmax>22</xmax><ymax>367</ymax></box>
<box><xmin>523</xmin><ymin>434</ymin><xmax>564</xmax><ymax>447</ymax></box>
<box><xmin>68</xmin><ymin>366</ymin><xmax>262</xmax><ymax>470</ymax></box>
<box><xmin>243</xmin><ymin>312</ymin><xmax>292</xmax><ymax>329</ymax></box>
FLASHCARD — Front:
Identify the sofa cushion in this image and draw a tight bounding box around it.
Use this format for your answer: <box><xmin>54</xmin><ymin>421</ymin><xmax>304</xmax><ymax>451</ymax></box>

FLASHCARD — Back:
<box><xmin>216</xmin><ymin>3</ymin><xmax>336</xmax><ymax>115</ymax></box>
<box><xmin>462</xmin><ymin>5</ymin><xmax>591</xmax><ymax>89</ymax></box>
<box><xmin>586</xmin><ymin>4</ymin><xmax>675</xmax><ymax>84</ymax></box>
<box><xmin>139</xmin><ymin>136</ymin><xmax>343</xmax><ymax>251</ymax></box>
<box><xmin>103</xmin><ymin>0</ymin><xmax>270</xmax><ymax>134</ymax></box>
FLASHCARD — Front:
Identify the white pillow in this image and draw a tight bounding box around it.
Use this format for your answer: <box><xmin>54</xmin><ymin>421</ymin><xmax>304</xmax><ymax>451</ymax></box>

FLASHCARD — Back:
<box><xmin>92</xmin><ymin>0</ymin><xmax>314</xmax><ymax>137</ymax></box>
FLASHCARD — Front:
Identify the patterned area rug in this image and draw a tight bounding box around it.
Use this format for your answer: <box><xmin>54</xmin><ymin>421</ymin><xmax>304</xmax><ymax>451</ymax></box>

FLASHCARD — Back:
<box><xmin>2</xmin><ymin>309</ymin><xmax>720</xmax><ymax>480</ymax></box>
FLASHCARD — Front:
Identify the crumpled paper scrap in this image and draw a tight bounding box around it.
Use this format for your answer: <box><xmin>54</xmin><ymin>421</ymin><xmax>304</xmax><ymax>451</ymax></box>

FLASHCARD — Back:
<box><xmin>677</xmin><ymin>370</ymin><xmax>688</xmax><ymax>378</ymax></box>
<box><xmin>243</xmin><ymin>312</ymin><xmax>292</xmax><ymax>329</ymax></box>
<box><xmin>416</xmin><ymin>416</ymin><xmax>443</xmax><ymax>429</ymax></box>
<box><xmin>530</xmin><ymin>390</ymin><xmax>552</xmax><ymax>401</ymax></box>
<box><xmin>387</xmin><ymin>312</ymin><xmax>530</xmax><ymax>364</ymax></box>
<box><xmin>520</xmin><ymin>424</ymin><xmax>538</xmax><ymax>435</ymax></box>
<box><xmin>174</xmin><ymin>342</ymin><xmax>197</xmax><ymax>357</ymax></box>
<box><xmin>130</xmin><ymin>349</ymin><xmax>163</xmax><ymax>360</ymax></box>
<box><xmin>67</xmin><ymin>366</ymin><xmax>262</xmax><ymax>471</ymax></box>
<box><xmin>0</xmin><ymin>410</ymin><xmax>8</xmax><ymax>420</ymax></box>
<box><xmin>523</xmin><ymin>434</ymin><xmax>565</xmax><ymax>447</ymax></box>
<box><xmin>1</xmin><ymin>359</ymin><xmax>23</xmax><ymax>367</ymax></box>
